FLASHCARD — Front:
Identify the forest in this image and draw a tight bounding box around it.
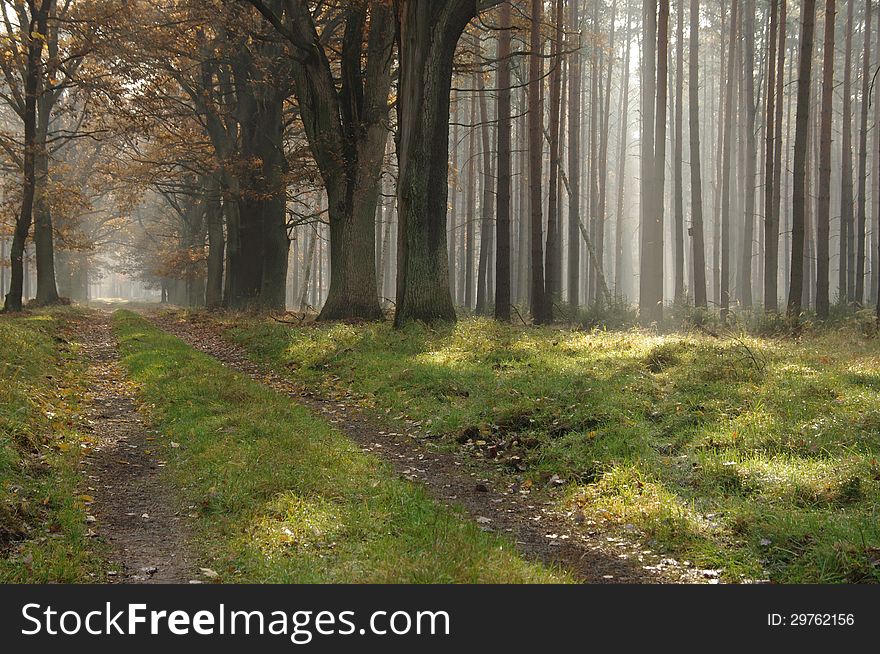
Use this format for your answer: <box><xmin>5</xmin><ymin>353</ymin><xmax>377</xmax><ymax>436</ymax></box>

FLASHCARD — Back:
<box><xmin>2</xmin><ymin>0</ymin><xmax>880</xmax><ymax>586</ymax></box>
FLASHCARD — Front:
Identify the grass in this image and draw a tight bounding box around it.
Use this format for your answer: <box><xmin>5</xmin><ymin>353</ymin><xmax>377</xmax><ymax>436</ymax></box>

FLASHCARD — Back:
<box><xmin>0</xmin><ymin>308</ymin><xmax>106</xmax><ymax>582</ymax></box>
<box><xmin>113</xmin><ymin>310</ymin><xmax>564</xmax><ymax>583</ymax></box>
<box><xmin>209</xmin><ymin>313</ymin><xmax>880</xmax><ymax>583</ymax></box>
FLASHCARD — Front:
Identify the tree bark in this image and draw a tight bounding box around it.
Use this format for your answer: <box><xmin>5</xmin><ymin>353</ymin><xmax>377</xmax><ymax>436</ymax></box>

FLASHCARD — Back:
<box><xmin>567</xmin><ymin>0</ymin><xmax>582</xmax><ymax>307</ymax></box>
<box><xmin>528</xmin><ymin>0</ymin><xmax>549</xmax><ymax>324</ymax></box>
<box><xmin>689</xmin><ymin>0</ymin><xmax>707</xmax><ymax>309</ymax></box>
<box><xmin>495</xmin><ymin>1</ymin><xmax>513</xmax><ymax>322</ymax></box>
<box><xmin>788</xmin><ymin>0</ymin><xmax>817</xmax><ymax>318</ymax></box>
<box><xmin>817</xmin><ymin>0</ymin><xmax>836</xmax><ymax>318</ymax></box>
<box><xmin>856</xmin><ymin>0</ymin><xmax>873</xmax><ymax>305</ymax></box>
<box><xmin>719</xmin><ymin>0</ymin><xmax>738</xmax><ymax>322</ymax></box>
<box><xmin>840</xmin><ymin>0</ymin><xmax>855</xmax><ymax>302</ymax></box>
<box><xmin>4</xmin><ymin>2</ymin><xmax>49</xmax><ymax>312</ymax></box>
<box><xmin>393</xmin><ymin>0</ymin><xmax>477</xmax><ymax>326</ymax></box>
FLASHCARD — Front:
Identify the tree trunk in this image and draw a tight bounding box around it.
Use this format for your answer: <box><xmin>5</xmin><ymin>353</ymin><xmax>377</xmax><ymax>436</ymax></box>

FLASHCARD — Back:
<box><xmin>764</xmin><ymin>0</ymin><xmax>781</xmax><ymax>311</ymax></box>
<box><xmin>567</xmin><ymin>0</ymin><xmax>582</xmax><ymax>307</ymax></box>
<box><xmin>476</xmin><ymin>43</ymin><xmax>495</xmax><ymax>316</ymax></box>
<box><xmin>689</xmin><ymin>0</ymin><xmax>707</xmax><ymax>309</ymax></box>
<box><xmin>736</xmin><ymin>0</ymin><xmax>757</xmax><ymax>308</ymax></box>
<box><xmin>788</xmin><ymin>0</ymin><xmax>817</xmax><ymax>318</ymax></box>
<box><xmin>495</xmin><ymin>1</ymin><xmax>513</xmax><ymax>322</ymax></box>
<box><xmin>615</xmin><ymin>0</ymin><xmax>633</xmax><ymax>297</ymax></box>
<box><xmin>393</xmin><ymin>0</ymin><xmax>475</xmax><ymax>326</ymax></box>
<box><xmin>205</xmin><ymin>175</ymin><xmax>225</xmax><ymax>309</ymax></box>
<box><xmin>528</xmin><ymin>0</ymin><xmax>549</xmax><ymax>324</ymax></box>
<box><xmin>673</xmin><ymin>0</ymin><xmax>684</xmax><ymax>302</ymax></box>
<box><xmin>840</xmin><ymin>0</ymin><xmax>855</xmax><ymax>302</ymax></box>
<box><xmin>856</xmin><ymin>0</ymin><xmax>873</xmax><ymax>306</ymax></box>
<box><xmin>719</xmin><ymin>0</ymin><xmax>738</xmax><ymax>322</ymax></box>
<box><xmin>4</xmin><ymin>3</ymin><xmax>48</xmax><ymax>312</ymax></box>
<box><xmin>33</xmin><ymin>100</ymin><xmax>60</xmax><ymax>306</ymax></box>
<box><xmin>545</xmin><ymin>0</ymin><xmax>564</xmax><ymax>309</ymax></box>
<box><xmin>639</xmin><ymin>0</ymin><xmax>659</xmax><ymax>321</ymax></box>
<box><xmin>816</xmin><ymin>0</ymin><xmax>836</xmax><ymax>318</ymax></box>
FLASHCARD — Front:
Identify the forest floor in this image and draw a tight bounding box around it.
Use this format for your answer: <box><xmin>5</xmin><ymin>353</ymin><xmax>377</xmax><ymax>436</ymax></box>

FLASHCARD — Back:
<box><xmin>5</xmin><ymin>304</ymin><xmax>880</xmax><ymax>584</ymax></box>
<box><xmin>146</xmin><ymin>309</ymin><xmax>695</xmax><ymax>583</ymax></box>
<box><xmin>178</xmin><ymin>310</ymin><xmax>880</xmax><ymax>584</ymax></box>
<box><xmin>71</xmin><ymin>311</ymin><xmax>193</xmax><ymax>583</ymax></box>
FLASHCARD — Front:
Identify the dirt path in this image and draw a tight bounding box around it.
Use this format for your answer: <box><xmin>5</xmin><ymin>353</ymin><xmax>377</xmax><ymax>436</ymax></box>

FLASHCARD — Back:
<box><xmin>148</xmin><ymin>312</ymin><xmax>704</xmax><ymax>584</ymax></box>
<box><xmin>73</xmin><ymin>311</ymin><xmax>193</xmax><ymax>583</ymax></box>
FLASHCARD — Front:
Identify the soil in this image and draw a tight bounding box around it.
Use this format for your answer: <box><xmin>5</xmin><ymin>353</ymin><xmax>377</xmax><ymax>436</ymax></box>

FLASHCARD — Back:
<box><xmin>72</xmin><ymin>311</ymin><xmax>193</xmax><ymax>583</ymax></box>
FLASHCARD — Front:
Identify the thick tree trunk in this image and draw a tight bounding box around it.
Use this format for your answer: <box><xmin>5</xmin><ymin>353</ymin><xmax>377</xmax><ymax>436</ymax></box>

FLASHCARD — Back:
<box><xmin>4</xmin><ymin>4</ymin><xmax>48</xmax><ymax>313</ymax></box>
<box><xmin>393</xmin><ymin>0</ymin><xmax>475</xmax><ymax>326</ymax></box>
<box><xmin>33</xmin><ymin>108</ymin><xmax>60</xmax><ymax>306</ymax></box>
<box><xmin>689</xmin><ymin>0</ymin><xmax>707</xmax><ymax>309</ymax></box>
<box><xmin>788</xmin><ymin>0</ymin><xmax>817</xmax><ymax>318</ymax></box>
<box><xmin>816</xmin><ymin>0</ymin><xmax>836</xmax><ymax>318</ymax></box>
<box><xmin>495</xmin><ymin>1</ymin><xmax>513</xmax><ymax>322</ymax></box>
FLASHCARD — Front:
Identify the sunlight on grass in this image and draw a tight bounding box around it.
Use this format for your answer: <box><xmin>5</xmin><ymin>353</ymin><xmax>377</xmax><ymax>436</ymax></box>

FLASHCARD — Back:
<box><xmin>0</xmin><ymin>309</ymin><xmax>106</xmax><ymax>582</ymax></box>
<box><xmin>214</xmin><ymin>313</ymin><xmax>880</xmax><ymax>583</ymax></box>
<box><xmin>114</xmin><ymin>311</ymin><xmax>565</xmax><ymax>584</ymax></box>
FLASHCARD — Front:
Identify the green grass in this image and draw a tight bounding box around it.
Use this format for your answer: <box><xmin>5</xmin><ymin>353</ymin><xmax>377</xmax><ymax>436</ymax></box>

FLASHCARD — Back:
<box><xmin>212</xmin><ymin>314</ymin><xmax>880</xmax><ymax>583</ymax></box>
<box><xmin>0</xmin><ymin>309</ymin><xmax>106</xmax><ymax>582</ymax></box>
<box><xmin>113</xmin><ymin>310</ymin><xmax>563</xmax><ymax>583</ymax></box>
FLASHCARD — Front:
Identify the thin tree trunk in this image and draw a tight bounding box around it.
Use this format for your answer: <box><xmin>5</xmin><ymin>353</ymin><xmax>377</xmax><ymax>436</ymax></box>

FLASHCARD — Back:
<box><xmin>639</xmin><ymin>0</ymin><xmax>659</xmax><ymax>321</ymax></box>
<box><xmin>495</xmin><ymin>1</ymin><xmax>513</xmax><ymax>322</ymax></box>
<box><xmin>788</xmin><ymin>0</ymin><xmax>818</xmax><ymax>318</ymax></box>
<box><xmin>719</xmin><ymin>0</ymin><xmax>738</xmax><ymax>322</ymax></box>
<box><xmin>689</xmin><ymin>0</ymin><xmax>707</xmax><ymax>309</ymax></box>
<box><xmin>817</xmin><ymin>0</ymin><xmax>836</xmax><ymax>318</ymax></box>
<box><xmin>673</xmin><ymin>0</ymin><xmax>684</xmax><ymax>302</ymax></box>
<box><xmin>856</xmin><ymin>0</ymin><xmax>874</xmax><ymax>305</ymax></box>
<box><xmin>529</xmin><ymin>0</ymin><xmax>549</xmax><ymax>323</ymax></box>
<box><xmin>567</xmin><ymin>0</ymin><xmax>582</xmax><ymax>307</ymax></box>
<box><xmin>841</xmin><ymin>0</ymin><xmax>856</xmax><ymax>302</ymax></box>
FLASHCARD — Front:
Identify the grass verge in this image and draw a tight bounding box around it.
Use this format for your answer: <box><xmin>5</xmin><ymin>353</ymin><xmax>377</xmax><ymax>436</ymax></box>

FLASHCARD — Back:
<box><xmin>213</xmin><ymin>314</ymin><xmax>880</xmax><ymax>583</ymax></box>
<box><xmin>0</xmin><ymin>308</ymin><xmax>106</xmax><ymax>582</ymax></box>
<box><xmin>113</xmin><ymin>310</ymin><xmax>563</xmax><ymax>583</ymax></box>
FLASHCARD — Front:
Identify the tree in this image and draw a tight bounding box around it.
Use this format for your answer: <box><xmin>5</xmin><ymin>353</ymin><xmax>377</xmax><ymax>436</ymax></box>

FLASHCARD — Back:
<box><xmin>527</xmin><ymin>0</ymin><xmax>549</xmax><ymax>324</ymax></box>
<box><xmin>719</xmin><ymin>0</ymin><xmax>738</xmax><ymax>322</ymax></box>
<box><xmin>246</xmin><ymin>0</ymin><xmax>395</xmax><ymax>320</ymax></box>
<box><xmin>673</xmin><ymin>0</ymin><xmax>684</xmax><ymax>302</ymax></box>
<box><xmin>495</xmin><ymin>1</ymin><xmax>512</xmax><ymax>322</ymax></box>
<box><xmin>393</xmin><ymin>0</ymin><xmax>490</xmax><ymax>326</ymax></box>
<box><xmin>855</xmin><ymin>0</ymin><xmax>873</xmax><ymax>306</ymax></box>
<box><xmin>788</xmin><ymin>0</ymin><xmax>817</xmax><ymax>318</ymax></box>
<box><xmin>639</xmin><ymin>0</ymin><xmax>659</xmax><ymax>322</ymax></box>
<box><xmin>568</xmin><ymin>0</ymin><xmax>582</xmax><ymax>307</ymax></box>
<box><xmin>764</xmin><ymin>0</ymin><xmax>783</xmax><ymax>312</ymax></box>
<box><xmin>817</xmin><ymin>0</ymin><xmax>836</xmax><ymax>318</ymax></box>
<box><xmin>688</xmin><ymin>0</ymin><xmax>707</xmax><ymax>310</ymax></box>
<box><xmin>3</xmin><ymin>0</ymin><xmax>51</xmax><ymax>312</ymax></box>
<box><xmin>840</xmin><ymin>0</ymin><xmax>855</xmax><ymax>302</ymax></box>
